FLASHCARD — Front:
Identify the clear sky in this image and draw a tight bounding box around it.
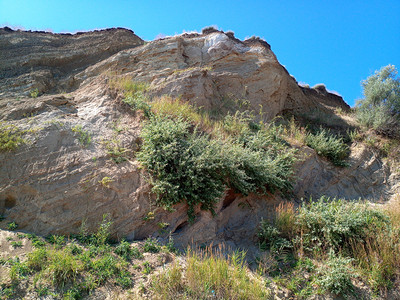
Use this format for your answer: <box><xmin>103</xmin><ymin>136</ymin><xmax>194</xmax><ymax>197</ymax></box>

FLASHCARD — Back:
<box><xmin>1</xmin><ymin>0</ymin><xmax>399</xmax><ymax>106</ymax></box>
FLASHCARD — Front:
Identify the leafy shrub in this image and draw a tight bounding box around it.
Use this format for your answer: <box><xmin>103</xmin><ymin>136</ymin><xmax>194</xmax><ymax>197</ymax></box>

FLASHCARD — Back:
<box><xmin>296</xmin><ymin>197</ymin><xmax>389</xmax><ymax>255</ymax></box>
<box><xmin>137</xmin><ymin>116</ymin><xmax>227</xmax><ymax>220</ymax></box>
<box><xmin>305</xmin><ymin>128</ymin><xmax>349</xmax><ymax>166</ymax></box>
<box><xmin>356</xmin><ymin>65</ymin><xmax>400</xmax><ymax>135</ymax></box>
<box><xmin>137</xmin><ymin>116</ymin><xmax>296</xmax><ymax>221</ymax></box>
<box><xmin>316</xmin><ymin>252</ymin><xmax>355</xmax><ymax>297</ymax></box>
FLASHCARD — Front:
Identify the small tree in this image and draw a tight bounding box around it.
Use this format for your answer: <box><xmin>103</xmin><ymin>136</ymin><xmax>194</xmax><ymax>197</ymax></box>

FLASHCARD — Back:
<box><xmin>356</xmin><ymin>65</ymin><xmax>400</xmax><ymax>136</ymax></box>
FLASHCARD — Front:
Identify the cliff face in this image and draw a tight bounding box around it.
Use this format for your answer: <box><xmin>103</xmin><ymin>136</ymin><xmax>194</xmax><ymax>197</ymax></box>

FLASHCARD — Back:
<box><xmin>0</xmin><ymin>28</ymin><xmax>395</xmax><ymax>250</ymax></box>
<box><xmin>0</xmin><ymin>27</ymin><xmax>144</xmax><ymax>97</ymax></box>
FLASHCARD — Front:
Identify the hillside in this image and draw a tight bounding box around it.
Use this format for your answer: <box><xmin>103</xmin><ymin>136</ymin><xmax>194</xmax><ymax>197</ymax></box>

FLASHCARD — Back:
<box><xmin>1</xmin><ymin>27</ymin><xmax>399</xmax><ymax>299</ymax></box>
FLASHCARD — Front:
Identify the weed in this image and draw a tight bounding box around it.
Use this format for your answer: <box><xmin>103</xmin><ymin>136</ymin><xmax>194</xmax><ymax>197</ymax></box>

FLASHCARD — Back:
<box><xmin>99</xmin><ymin>176</ymin><xmax>114</xmax><ymax>188</ymax></box>
<box><xmin>47</xmin><ymin>249</ymin><xmax>83</xmax><ymax>287</ymax></box>
<box><xmin>151</xmin><ymin>96</ymin><xmax>212</xmax><ymax>130</ymax></box>
<box><xmin>114</xmin><ymin>240</ymin><xmax>132</xmax><ymax>260</ymax></box>
<box><xmin>7</xmin><ymin>222</ymin><xmax>18</xmax><ymax>231</ymax></box>
<box><xmin>46</xmin><ymin>235</ymin><xmax>66</xmax><ymax>248</ymax></box>
<box><xmin>282</xmin><ymin>117</ymin><xmax>307</xmax><ymax>145</ymax></box>
<box><xmin>142</xmin><ymin>261</ymin><xmax>153</xmax><ymax>274</ymax></box>
<box><xmin>30</xmin><ymin>88</ymin><xmax>39</xmax><ymax>98</ymax></box>
<box><xmin>93</xmin><ymin>215</ymin><xmax>112</xmax><ymax>246</ymax></box>
<box><xmin>10</xmin><ymin>259</ymin><xmax>30</xmax><ymax>283</ymax></box>
<box><xmin>157</xmin><ymin>222</ymin><xmax>169</xmax><ymax>229</ymax></box>
<box><xmin>143</xmin><ymin>211</ymin><xmax>155</xmax><ymax>221</ymax></box>
<box><xmin>102</xmin><ymin>138</ymin><xmax>129</xmax><ymax>163</ymax></box>
<box><xmin>109</xmin><ymin>77</ymin><xmax>149</xmax><ymax>96</ymax></box>
<box><xmin>143</xmin><ymin>238</ymin><xmax>161</xmax><ymax>253</ymax></box>
<box><xmin>10</xmin><ymin>241</ymin><xmax>23</xmax><ymax>248</ymax></box>
<box><xmin>347</xmin><ymin>129</ymin><xmax>363</xmax><ymax>142</ymax></box>
<box><xmin>71</xmin><ymin>125</ymin><xmax>91</xmax><ymax>147</ymax></box>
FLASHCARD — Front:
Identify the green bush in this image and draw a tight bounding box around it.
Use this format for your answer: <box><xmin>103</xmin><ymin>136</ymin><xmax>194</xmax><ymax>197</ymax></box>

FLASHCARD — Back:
<box><xmin>258</xmin><ymin>221</ymin><xmax>292</xmax><ymax>253</ymax></box>
<box><xmin>356</xmin><ymin>64</ymin><xmax>400</xmax><ymax>135</ymax></box>
<box><xmin>305</xmin><ymin>129</ymin><xmax>349</xmax><ymax>166</ymax></box>
<box><xmin>296</xmin><ymin>197</ymin><xmax>389</xmax><ymax>255</ymax></box>
<box><xmin>137</xmin><ymin>116</ymin><xmax>227</xmax><ymax>220</ymax></box>
<box><xmin>316</xmin><ymin>252</ymin><xmax>355</xmax><ymax>297</ymax></box>
<box><xmin>0</xmin><ymin>123</ymin><xmax>25</xmax><ymax>152</ymax></box>
<box><xmin>137</xmin><ymin>116</ymin><xmax>296</xmax><ymax>221</ymax></box>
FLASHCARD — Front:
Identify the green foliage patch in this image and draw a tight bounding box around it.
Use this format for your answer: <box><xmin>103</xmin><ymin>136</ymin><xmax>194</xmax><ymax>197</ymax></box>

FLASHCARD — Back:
<box><xmin>305</xmin><ymin>128</ymin><xmax>349</xmax><ymax>166</ymax></box>
<box><xmin>356</xmin><ymin>64</ymin><xmax>400</xmax><ymax>135</ymax></box>
<box><xmin>257</xmin><ymin>197</ymin><xmax>399</xmax><ymax>297</ymax></box>
<box><xmin>137</xmin><ymin>116</ymin><xmax>296</xmax><ymax>221</ymax></box>
<box><xmin>0</xmin><ymin>122</ymin><xmax>26</xmax><ymax>152</ymax></box>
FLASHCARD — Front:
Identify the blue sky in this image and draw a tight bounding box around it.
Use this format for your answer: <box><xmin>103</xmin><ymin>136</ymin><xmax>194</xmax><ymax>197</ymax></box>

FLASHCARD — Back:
<box><xmin>1</xmin><ymin>0</ymin><xmax>399</xmax><ymax>106</ymax></box>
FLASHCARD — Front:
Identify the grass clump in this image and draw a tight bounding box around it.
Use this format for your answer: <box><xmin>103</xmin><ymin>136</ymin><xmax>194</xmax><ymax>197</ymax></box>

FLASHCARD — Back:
<box><xmin>137</xmin><ymin>116</ymin><xmax>296</xmax><ymax>221</ymax></box>
<box><xmin>151</xmin><ymin>96</ymin><xmax>212</xmax><ymax>129</ymax></box>
<box><xmin>305</xmin><ymin>128</ymin><xmax>349</xmax><ymax>166</ymax></box>
<box><xmin>152</xmin><ymin>248</ymin><xmax>269</xmax><ymax>299</ymax></box>
<box><xmin>0</xmin><ymin>122</ymin><xmax>26</xmax><ymax>152</ymax></box>
<box><xmin>113</xmin><ymin>78</ymin><xmax>152</xmax><ymax>118</ymax></box>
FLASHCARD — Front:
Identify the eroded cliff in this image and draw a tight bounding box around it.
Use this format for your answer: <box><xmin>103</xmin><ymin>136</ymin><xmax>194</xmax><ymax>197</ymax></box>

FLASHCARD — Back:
<box><xmin>0</xmin><ymin>27</ymin><xmax>396</xmax><ymax>251</ymax></box>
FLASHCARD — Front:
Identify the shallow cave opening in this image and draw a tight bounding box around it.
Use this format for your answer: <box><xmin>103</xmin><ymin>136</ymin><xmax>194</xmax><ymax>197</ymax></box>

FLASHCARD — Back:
<box><xmin>173</xmin><ymin>221</ymin><xmax>188</xmax><ymax>234</ymax></box>
<box><xmin>4</xmin><ymin>195</ymin><xmax>16</xmax><ymax>209</ymax></box>
<box><xmin>222</xmin><ymin>189</ymin><xmax>238</xmax><ymax>210</ymax></box>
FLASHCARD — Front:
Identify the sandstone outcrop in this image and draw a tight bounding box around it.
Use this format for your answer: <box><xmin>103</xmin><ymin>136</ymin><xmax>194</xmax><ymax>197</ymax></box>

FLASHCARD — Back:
<box><xmin>0</xmin><ymin>28</ymin><xmax>396</xmax><ymax>251</ymax></box>
<box><xmin>0</xmin><ymin>27</ymin><xmax>144</xmax><ymax>98</ymax></box>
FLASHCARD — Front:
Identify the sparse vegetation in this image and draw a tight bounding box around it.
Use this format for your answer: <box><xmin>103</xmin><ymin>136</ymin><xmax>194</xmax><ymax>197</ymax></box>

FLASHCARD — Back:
<box><xmin>102</xmin><ymin>137</ymin><xmax>129</xmax><ymax>163</ymax></box>
<box><xmin>71</xmin><ymin>125</ymin><xmax>92</xmax><ymax>147</ymax></box>
<box><xmin>0</xmin><ymin>218</ymin><xmax>154</xmax><ymax>299</ymax></box>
